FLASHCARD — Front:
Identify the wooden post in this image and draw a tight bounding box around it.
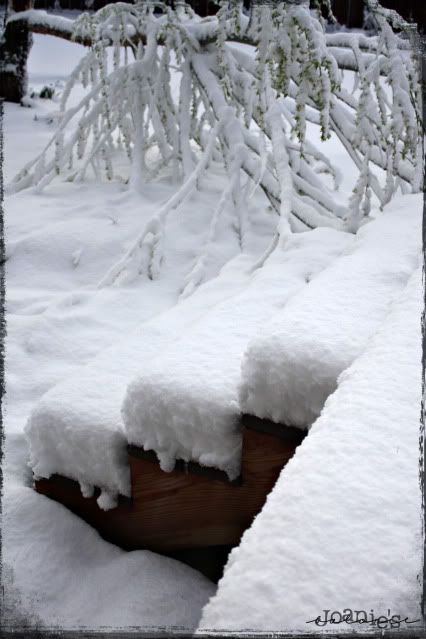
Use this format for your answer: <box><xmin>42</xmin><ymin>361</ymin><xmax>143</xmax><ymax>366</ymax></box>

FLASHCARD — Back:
<box><xmin>0</xmin><ymin>0</ymin><xmax>34</xmax><ymax>103</ymax></box>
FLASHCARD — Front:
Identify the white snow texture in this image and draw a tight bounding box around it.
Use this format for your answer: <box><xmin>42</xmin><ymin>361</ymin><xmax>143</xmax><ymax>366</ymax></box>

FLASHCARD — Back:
<box><xmin>199</xmin><ymin>263</ymin><xmax>423</xmax><ymax>632</ymax></box>
<box><xmin>240</xmin><ymin>197</ymin><xmax>421</xmax><ymax>428</ymax></box>
<box><xmin>122</xmin><ymin>228</ymin><xmax>351</xmax><ymax>479</ymax></box>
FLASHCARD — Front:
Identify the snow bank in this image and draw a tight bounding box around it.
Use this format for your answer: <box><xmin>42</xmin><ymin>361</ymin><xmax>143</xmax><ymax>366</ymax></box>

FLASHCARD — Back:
<box><xmin>24</xmin><ymin>253</ymin><xmax>260</xmax><ymax>505</ymax></box>
<box><xmin>239</xmin><ymin>195</ymin><xmax>421</xmax><ymax>428</ymax></box>
<box><xmin>198</xmin><ymin>264</ymin><xmax>423</xmax><ymax>633</ymax></box>
<box><xmin>3</xmin><ymin>481</ymin><xmax>214</xmax><ymax>631</ymax></box>
<box><xmin>122</xmin><ymin>228</ymin><xmax>351</xmax><ymax>479</ymax></box>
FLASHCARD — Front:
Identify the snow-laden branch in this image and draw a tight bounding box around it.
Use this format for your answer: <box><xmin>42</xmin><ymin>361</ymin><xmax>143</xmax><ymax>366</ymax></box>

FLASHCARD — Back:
<box><xmin>6</xmin><ymin>5</ymin><xmax>412</xmax><ymax>73</ymax></box>
<box><xmin>7</xmin><ymin>0</ymin><xmax>423</xmax><ymax>294</ymax></box>
<box><xmin>7</xmin><ymin>9</ymin><xmax>93</xmax><ymax>45</ymax></box>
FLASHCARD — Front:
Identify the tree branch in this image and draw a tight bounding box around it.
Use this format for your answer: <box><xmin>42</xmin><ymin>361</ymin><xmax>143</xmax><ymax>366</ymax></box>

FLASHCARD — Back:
<box><xmin>6</xmin><ymin>9</ymin><xmax>409</xmax><ymax>75</ymax></box>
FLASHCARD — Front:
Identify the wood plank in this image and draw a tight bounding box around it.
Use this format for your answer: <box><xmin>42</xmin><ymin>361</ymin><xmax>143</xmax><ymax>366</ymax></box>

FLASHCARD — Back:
<box><xmin>124</xmin><ymin>420</ymin><xmax>305</xmax><ymax>551</ymax></box>
<box><xmin>241</xmin><ymin>413</ymin><xmax>306</xmax><ymax>443</ymax></box>
<box><xmin>35</xmin><ymin>417</ymin><xmax>306</xmax><ymax>578</ymax></box>
<box><xmin>127</xmin><ymin>444</ymin><xmax>242</xmax><ymax>485</ymax></box>
<box><xmin>35</xmin><ymin>475</ymin><xmax>233</xmax><ymax>581</ymax></box>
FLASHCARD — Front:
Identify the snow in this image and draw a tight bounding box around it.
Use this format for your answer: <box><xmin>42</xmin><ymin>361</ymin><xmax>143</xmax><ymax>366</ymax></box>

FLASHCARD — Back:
<box><xmin>8</xmin><ymin>9</ymin><xmax>76</xmax><ymax>34</ymax></box>
<box><xmin>24</xmin><ymin>252</ymin><xmax>258</xmax><ymax>503</ymax></box>
<box><xmin>3</xmin><ymin>480</ymin><xmax>214</xmax><ymax>631</ymax></box>
<box><xmin>239</xmin><ymin>195</ymin><xmax>421</xmax><ymax>428</ymax></box>
<box><xmin>27</xmin><ymin>29</ymin><xmax>86</xmax><ymax>79</ymax></box>
<box><xmin>198</xmin><ymin>264</ymin><xmax>423</xmax><ymax>633</ymax></box>
<box><xmin>122</xmin><ymin>228</ymin><xmax>352</xmax><ymax>479</ymax></box>
<box><xmin>3</xmin><ymin>20</ymin><xmax>422</xmax><ymax>634</ymax></box>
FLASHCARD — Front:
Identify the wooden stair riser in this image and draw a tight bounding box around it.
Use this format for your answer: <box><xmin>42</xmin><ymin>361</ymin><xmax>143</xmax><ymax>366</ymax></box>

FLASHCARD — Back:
<box><xmin>35</xmin><ymin>418</ymin><xmax>306</xmax><ymax>577</ymax></box>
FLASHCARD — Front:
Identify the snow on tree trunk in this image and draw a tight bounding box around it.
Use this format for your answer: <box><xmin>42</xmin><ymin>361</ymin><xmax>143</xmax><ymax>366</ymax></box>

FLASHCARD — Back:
<box><xmin>0</xmin><ymin>0</ymin><xmax>34</xmax><ymax>103</ymax></box>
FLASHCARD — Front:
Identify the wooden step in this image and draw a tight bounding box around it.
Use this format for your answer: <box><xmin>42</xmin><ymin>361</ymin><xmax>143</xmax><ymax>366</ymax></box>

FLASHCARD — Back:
<box><xmin>35</xmin><ymin>416</ymin><xmax>306</xmax><ymax>580</ymax></box>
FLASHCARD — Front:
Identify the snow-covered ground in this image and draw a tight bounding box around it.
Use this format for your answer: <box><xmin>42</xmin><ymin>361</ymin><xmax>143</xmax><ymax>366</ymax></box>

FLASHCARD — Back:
<box><xmin>2</xmin><ymin>29</ymin><xmax>423</xmax><ymax>634</ymax></box>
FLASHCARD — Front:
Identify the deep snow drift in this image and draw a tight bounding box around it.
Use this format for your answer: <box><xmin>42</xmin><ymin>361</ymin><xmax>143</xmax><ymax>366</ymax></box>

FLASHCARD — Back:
<box><xmin>3</xmin><ymin>481</ymin><xmax>214</xmax><ymax>631</ymax></box>
<box><xmin>199</xmin><ymin>263</ymin><xmax>423</xmax><ymax>633</ymax></box>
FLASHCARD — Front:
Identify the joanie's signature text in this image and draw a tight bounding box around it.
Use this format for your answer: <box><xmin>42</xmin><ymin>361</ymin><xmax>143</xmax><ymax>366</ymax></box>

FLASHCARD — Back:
<box><xmin>306</xmin><ymin>608</ymin><xmax>420</xmax><ymax>629</ymax></box>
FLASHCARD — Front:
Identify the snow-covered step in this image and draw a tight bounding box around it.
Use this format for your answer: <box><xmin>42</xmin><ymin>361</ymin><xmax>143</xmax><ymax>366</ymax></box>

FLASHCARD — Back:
<box><xmin>28</xmin><ymin>226</ymin><xmax>349</xmax><ymax>579</ymax></box>
<box><xmin>239</xmin><ymin>196</ymin><xmax>421</xmax><ymax>428</ymax></box>
<box><xmin>126</xmin><ymin>417</ymin><xmax>305</xmax><ymax>552</ymax></box>
<box><xmin>35</xmin><ymin>417</ymin><xmax>305</xmax><ymax>581</ymax></box>
<box><xmin>26</xmin><ymin>227</ymin><xmax>349</xmax><ymax>510</ymax></box>
<box><xmin>122</xmin><ymin>228</ymin><xmax>351</xmax><ymax>479</ymax></box>
<box><xmin>25</xmin><ymin>252</ymin><xmax>260</xmax><ymax>504</ymax></box>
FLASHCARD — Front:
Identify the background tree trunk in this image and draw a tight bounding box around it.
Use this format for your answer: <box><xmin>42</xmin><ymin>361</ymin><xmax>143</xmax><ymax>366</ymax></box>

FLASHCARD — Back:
<box><xmin>0</xmin><ymin>0</ymin><xmax>34</xmax><ymax>103</ymax></box>
<box><xmin>331</xmin><ymin>0</ymin><xmax>364</xmax><ymax>28</ymax></box>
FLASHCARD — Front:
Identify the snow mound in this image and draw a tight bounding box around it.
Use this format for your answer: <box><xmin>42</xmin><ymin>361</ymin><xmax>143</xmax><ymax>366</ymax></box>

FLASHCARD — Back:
<box><xmin>239</xmin><ymin>196</ymin><xmax>421</xmax><ymax>428</ymax></box>
<box><xmin>24</xmin><ymin>253</ymin><xmax>261</xmax><ymax>504</ymax></box>
<box><xmin>198</xmin><ymin>264</ymin><xmax>422</xmax><ymax>632</ymax></box>
<box><xmin>122</xmin><ymin>228</ymin><xmax>351</xmax><ymax>478</ymax></box>
<box><xmin>3</xmin><ymin>482</ymin><xmax>215</xmax><ymax>631</ymax></box>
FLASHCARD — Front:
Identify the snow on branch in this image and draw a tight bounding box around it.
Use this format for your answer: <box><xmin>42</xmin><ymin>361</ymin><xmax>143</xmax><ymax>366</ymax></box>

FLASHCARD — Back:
<box><xmin>7</xmin><ymin>0</ymin><xmax>423</xmax><ymax>293</ymax></box>
<box><xmin>7</xmin><ymin>9</ymin><xmax>92</xmax><ymax>45</ymax></box>
<box><xmin>6</xmin><ymin>4</ymin><xmax>411</xmax><ymax>72</ymax></box>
